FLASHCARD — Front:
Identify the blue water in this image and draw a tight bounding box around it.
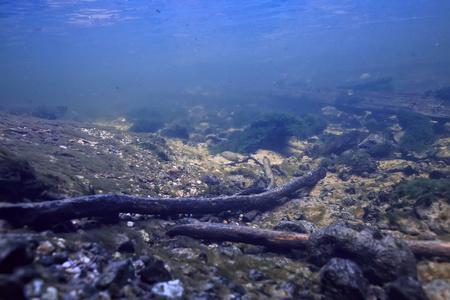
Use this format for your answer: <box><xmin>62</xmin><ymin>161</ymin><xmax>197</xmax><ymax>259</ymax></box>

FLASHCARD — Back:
<box><xmin>1</xmin><ymin>0</ymin><xmax>449</xmax><ymax>118</ymax></box>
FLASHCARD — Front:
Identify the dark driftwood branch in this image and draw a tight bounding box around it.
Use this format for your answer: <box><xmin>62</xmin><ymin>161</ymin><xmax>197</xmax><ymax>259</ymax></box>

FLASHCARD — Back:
<box><xmin>167</xmin><ymin>223</ymin><xmax>450</xmax><ymax>258</ymax></box>
<box><xmin>0</xmin><ymin>168</ymin><xmax>326</xmax><ymax>229</ymax></box>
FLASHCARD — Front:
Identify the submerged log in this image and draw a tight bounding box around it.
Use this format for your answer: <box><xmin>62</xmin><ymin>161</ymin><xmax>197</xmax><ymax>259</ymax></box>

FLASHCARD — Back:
<box><xmin>167</xmin><ymin>223</ymin><xmax>450</xmax><ymax>258</ymax></box>
<box><xmin>0</xmin><ymin>168</ymin><xmax>326</xmax><ymax>229</ymax></box>
<box><xmin>168</xmin><ymin>223</ymin><xmax>310</xmax><ymax>249</ymax></box>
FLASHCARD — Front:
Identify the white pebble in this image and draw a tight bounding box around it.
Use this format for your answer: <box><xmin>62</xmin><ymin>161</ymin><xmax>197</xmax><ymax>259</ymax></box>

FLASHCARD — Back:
<box><xmin>62</xmin><ymin>261</ymin><xmax>72</xmax><ymax>268</ymax></box>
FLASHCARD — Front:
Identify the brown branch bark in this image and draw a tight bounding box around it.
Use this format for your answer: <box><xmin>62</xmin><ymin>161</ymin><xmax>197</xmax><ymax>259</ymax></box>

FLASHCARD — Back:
<box><xmin>263</xmin><ymin>156</ymin><xmax>276</xmax><ymax>190</ymax></box>
<box><xmin>168</xmin><ymin>223</ymin><xmax>310</xmax><ymax>249</ymax></box>
<box><xmin>167</xmin><ymin>223</ymin><xmax>450</xmax><ymax>258</ymax></box>
<box><xmin>404</xmin><ymin>240</ymin><xmax>450</xmax><ymax>258</ymax></box>
<box><xmin>0</xmin><ymin>167</ymin><xmax>326</xmax><ymax>229</ymax></box>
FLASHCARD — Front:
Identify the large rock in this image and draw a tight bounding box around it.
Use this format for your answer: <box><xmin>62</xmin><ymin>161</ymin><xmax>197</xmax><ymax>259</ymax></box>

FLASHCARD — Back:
<box><xmin>140</xmin><ymin>260</ymin><xmax>172</xmax><ymax>285</ymax></box>
<box><xmin>319</xmin><ymin>258</ymin><xmax>369</xmax><ymax>300</ymax></box>
<box><xmin>307</xmin><ymin>221</ymin><xmax>417</xmax><ymax>284</ymax></box>
<box><xmin>95</xmin><ymin>259</ymin><xmax>135</xmax><ymax>290</ymax></box>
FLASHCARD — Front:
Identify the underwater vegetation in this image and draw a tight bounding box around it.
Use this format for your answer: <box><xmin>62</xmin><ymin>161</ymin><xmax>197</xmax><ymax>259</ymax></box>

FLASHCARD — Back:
<box><xmin>129</xmin><ymin>118</ymin><xmax>164</xmax><ymax>133</ymax></box>
<box><xmin>396</xmin><ymin>110</ymin><xmax>435</xmax><ymax>153</ymax></box>
<box><xmin>392</xmin><ymin>177</ymin><xmax>450</xmax><ymax>207</ymax></box>
<box><xmin>31</xmin><ymin>105</ymin><xmax>68</xmax><ymax>120</ymax></box>
<box><xmin>127</xmin><ymin>107</ymin><xmax>165</xmax><ymax>133</ymax></box>
<box><xmin>136</xmin><ymin>142</ymin><xmax>170</xmax><ymax>161</ymax></box>
<box><xmin>210</xmin><ymin>113</ymin><xmax>328</xmax><ymax>154</ymax></box>
<box><xmin>161</xmin><ymin>125</ymin><xmax>189</xmax><ymax>139</ymax></box>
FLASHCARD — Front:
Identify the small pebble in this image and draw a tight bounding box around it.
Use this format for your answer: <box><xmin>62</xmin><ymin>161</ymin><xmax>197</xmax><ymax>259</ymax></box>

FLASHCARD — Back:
<box><xmin>37</xmin><ymin>241</ymin><xmax>55</xmax><ymax>255</ymax></box>
<box><xmin>41</xmin><ymin>286</ymin><xmax>58</xmax><ymax>300</ymax></box>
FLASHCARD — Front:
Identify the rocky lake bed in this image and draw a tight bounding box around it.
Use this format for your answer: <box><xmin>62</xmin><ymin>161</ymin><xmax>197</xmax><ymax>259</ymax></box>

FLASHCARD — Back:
<box><xmin>0</xmin><ymin>104</ymin><xmax>450</xmax><ymax>300</ymax></box>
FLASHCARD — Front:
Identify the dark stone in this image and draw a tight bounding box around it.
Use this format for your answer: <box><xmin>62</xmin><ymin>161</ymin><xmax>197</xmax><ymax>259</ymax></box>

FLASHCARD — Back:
<box><xmin>363</xmin><ymin>204</ymin><xmax>382</xmax><ymax>223</ymax></box>
<box><xmin>338</xmin><ymin>171</ymin><xmax>351</xmax><ymax>181</ymax></box>
<box><xmin>274</xmin><ymin>220</ymin><xmax>318</xmax><ymax>234</ymax></box>
<box><xmin>95</xmin><ymin>259</ymin><xmax>135</xmax><ymax>290</ymax></box>
<box><xmin>345</xmin><ymin>187</ymin><xmax>356</xmax><ymax>194</ymax></box>
<box><xmin>117</xmin><ymin>240</ymin><xmax>135</xmax><ymax>253</ymax></box>
<box><xmin>0</xmin><ymin>238</ymin><xmax>35</xmax><ymax>273</ymax></box>
<box><xmin>307</xmin><ymin>221</ymin><xmax>417</xmax><ymax>285</ymax></box>
<box><xmin>0</xmin><ymin>274</ymin><xmax>25</xmax><ymax>300</ymax></box>
<box><xmin>429</xmin><ymin>170</ymin><xmax>447</xmax><ymax>180</ymax></box>
<box><xmin>139</xmin><ymin>255</ymin><xmax>153</xmax><ymax>266</ymax></box>
<box><xmin>367</xmin><ymin>191</ymin><xmax>377</xmax><ymax>200</ymax></box>
<box><xmin>198</xmin><ymin>252</ymin><xmax>208</xmax><ymax>262</ymax></box>
<box><xmin>342</xmin><ymin>196</ymin><xmax>358</xmax><ymax>206</ymax></box>
<box><xmin>53</xmin><ymin>251</ymin><xmax>69</xmax><ymax>264</ymax></box>
<box><xmin>249</xmin><ymin>269</ymin><xmax>264</xmax><ymax>281</ymax></box>
<box><xmin>39</xmin><ymin>254</ymin><xmax>55</xmax><ymax>266</ymax></box>
<box><xmin>140</xmin><ymin>260</ymin><xmax>172</xmax><ymax>285</ymax></box>
<box><xmin>376</xmin><ymin>187</ymin><xmax>394</xmax><ymax>204</ymax></box>
<box><xmin>230</xmin><ymin>283</ymin><xmax>246</xmax><ymax>295</ymax></box>
<box><xmin>402</xmin><ymin>165</ymin><xmax>419</xmax><ymax>176</ymax></box>
<box><xmin>242</xmin><ymin>210</ymin><xmax>260</xmax><ymax>222</ymax></box>
<box><xmin>384</xmin><ymin>276</ymin><xmax>428</xmax><ymax>300</ymax></box>
<box><xmin>201</xmin><ymin>174</ymin><xmax>221</xmax><ymax>186</ymax></box>
<box><xmin>79</xmin><ymin>242</ymin><xmax>110</xmax><ymax>258</ymax></box>
<box><xmin>319</xmin><ymin>258</ymin><xmax>369</xmax><ymax>300</ymax></box>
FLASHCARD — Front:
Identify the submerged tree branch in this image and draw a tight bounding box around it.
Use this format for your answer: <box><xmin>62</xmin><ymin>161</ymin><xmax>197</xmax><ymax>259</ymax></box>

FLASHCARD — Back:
<box><xmin>263</xmin><ymin>156</ymin><xmax>276</xmax><ymax>190</ymax></box>
<box><xmin>168</xmin><ymin>223</ymin><xmax>310</xmax><ymax>249</ymax></box>
<box><xmin>0</xmin><ymin>168</ymin><xmax>327</xmax><ymax>229</ymax></box>
<box><xmin>167</xmin><ymin>223</ymin><xmax>450</xmax><ymax>258</ymax></box>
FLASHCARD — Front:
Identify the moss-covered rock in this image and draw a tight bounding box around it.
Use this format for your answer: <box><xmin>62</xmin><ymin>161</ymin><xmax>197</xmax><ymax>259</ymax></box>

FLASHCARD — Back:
<box><xmin>0</xmin><ymin>147</ymin><xmax>49</xmax><ymax>202</ymax></box>
<box><xmin>337</xmin><ymin>150</ymin><xmax>378</xmax><ymax>176</ymax></box>
<box><xmin>136</xmin><ymin>142</ymin><xmax>170</xmax><ymax>161</ymax></box>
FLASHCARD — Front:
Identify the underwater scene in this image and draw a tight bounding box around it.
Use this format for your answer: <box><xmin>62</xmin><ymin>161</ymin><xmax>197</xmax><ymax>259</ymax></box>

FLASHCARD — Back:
<box><xmin>1</xmin><ymin>0</ymin><xmax>450</xmax><ymax>299</ymax></box>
